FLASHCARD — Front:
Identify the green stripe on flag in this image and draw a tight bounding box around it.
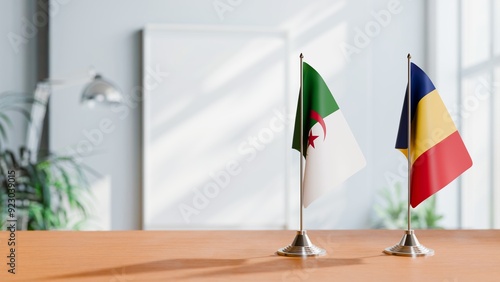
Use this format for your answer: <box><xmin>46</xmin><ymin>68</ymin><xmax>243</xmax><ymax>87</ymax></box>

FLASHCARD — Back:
<box><xmin>292</xmin><ymin>62</ymin><xmax>339</xmax><ymax>154</ymax></box>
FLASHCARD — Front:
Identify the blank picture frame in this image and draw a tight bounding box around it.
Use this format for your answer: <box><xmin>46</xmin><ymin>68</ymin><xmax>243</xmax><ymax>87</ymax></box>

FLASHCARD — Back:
<box><xmin>142</xmin><ymin>24</ymin><xmax>291</xmax><ymax>230</ymax></box>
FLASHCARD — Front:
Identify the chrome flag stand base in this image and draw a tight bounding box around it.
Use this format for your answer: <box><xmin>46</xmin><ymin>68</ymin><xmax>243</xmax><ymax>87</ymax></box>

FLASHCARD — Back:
<box><xmin>277</xmin><ymin>230</ymin><xmax>326</xmax><ymax>257</ymax></box>
<box><xmin>383</xmin><ymin>230</ymin><xmax>434</xmax><ymax>257</ymax></box>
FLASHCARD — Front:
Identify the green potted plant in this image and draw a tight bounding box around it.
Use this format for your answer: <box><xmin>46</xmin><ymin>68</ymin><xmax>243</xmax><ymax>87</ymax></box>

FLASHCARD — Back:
<box><xmin>373</xmin><ymin>181</ymin><xmax>444</xmax><ymax>229</ymax></box>
<box><xmin>0</xmin><ymin>92</ymin><xmax>93</xmax><ymax>230</ymax></box>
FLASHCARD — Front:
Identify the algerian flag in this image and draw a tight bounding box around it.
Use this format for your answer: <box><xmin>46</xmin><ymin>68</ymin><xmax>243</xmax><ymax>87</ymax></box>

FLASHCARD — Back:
<box><xmin>292</xmin><ymin>62</ymin><xmax>366</xmax><ymax>207</ymax></box>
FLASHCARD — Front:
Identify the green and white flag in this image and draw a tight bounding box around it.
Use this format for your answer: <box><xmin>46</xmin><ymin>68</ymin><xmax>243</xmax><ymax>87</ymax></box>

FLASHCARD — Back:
<box><xmin>293</xmin><ymin>62</ymin><xmax>366</xmax><ymax>207</ymax></box>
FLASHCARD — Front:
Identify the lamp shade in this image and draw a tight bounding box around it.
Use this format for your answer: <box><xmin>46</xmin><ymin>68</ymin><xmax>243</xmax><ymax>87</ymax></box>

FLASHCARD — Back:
<box><xmin>81</xmin><ymin>74</ymin><xmax>122</xmax><ymax>106</ymax></box>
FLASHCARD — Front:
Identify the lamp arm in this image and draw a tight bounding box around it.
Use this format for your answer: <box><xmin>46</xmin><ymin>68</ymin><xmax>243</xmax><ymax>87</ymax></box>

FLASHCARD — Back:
<box><xmin>25</xmin><ymin>68</ymin><xmax>121</xmax><ymax>160</ymax></box>
<box><xmin>25</xmin><ymin>82</ymin><xmax>51</xmax><ymax>162</ymax></box>
<box><xmin>43</xmin><ymin>68</ymin><xmax>97</xmax><ymax>90</ymax></box>
<box><xmin>25</xmin><ymin>67</ymin><xmax>96</xmax><ymax>161</ymax></box>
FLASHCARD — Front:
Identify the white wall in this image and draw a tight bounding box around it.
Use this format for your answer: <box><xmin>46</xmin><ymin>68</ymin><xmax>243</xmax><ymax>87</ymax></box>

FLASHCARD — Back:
<box><xmin>49</xmin><ymin>0</ymin><xmax>426</xmax><ymax>230</ymax></box>
<box><xmin>0</xmin><ymin>0</ymin><xmax>37</xmax><ymax>150</ymax></box>
<box><xmin>427</xmin><ymin>0</ymin><xmax>461</xmax><ymax>229</ymax></box>
<box><xmin>428</xmin><ymin>0</ymin><xmax>500</xmax><ymax>229</ymax></box>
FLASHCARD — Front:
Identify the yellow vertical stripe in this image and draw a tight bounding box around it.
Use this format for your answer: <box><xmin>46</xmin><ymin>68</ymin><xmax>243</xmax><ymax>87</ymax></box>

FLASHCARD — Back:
<box><xmin>401</xmin><ymin>90</ymin><xmax>458</xmax><ymax>164</ymax></box>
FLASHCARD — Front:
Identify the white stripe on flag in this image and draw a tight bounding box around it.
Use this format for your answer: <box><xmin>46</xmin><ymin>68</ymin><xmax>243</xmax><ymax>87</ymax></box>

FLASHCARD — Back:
<box><xmin>303</xmin><ymin>110</ymin><xmax>366</xmax><ymax>207</ymax></box>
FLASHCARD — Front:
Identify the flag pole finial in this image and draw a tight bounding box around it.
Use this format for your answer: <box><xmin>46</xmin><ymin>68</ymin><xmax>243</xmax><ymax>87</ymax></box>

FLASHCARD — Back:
<box><xmin>407</xmin><ymin>53</ymin><xmax>411</xmax><ymax>59</ymax></box>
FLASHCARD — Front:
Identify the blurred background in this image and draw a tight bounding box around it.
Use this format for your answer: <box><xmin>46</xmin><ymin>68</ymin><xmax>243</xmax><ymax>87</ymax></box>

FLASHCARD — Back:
<box><xmin>0</xmin><ymin>0</ymin><xmax>498</xmax><ymax>231</ymax></box>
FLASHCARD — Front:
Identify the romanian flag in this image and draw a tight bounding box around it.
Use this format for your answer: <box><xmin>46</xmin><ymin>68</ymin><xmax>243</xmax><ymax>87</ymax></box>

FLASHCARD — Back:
<box><xmin>395</xmin><ymin>63</ymin><xmax>472</xmax><ymax>208</ymax></box>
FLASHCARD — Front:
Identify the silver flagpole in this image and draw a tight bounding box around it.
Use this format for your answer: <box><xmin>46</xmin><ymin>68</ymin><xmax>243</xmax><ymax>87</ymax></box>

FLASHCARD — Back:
<box><xmin>277</xmin><ymin>53</ymin><xmax>325</xmax><ymax>257</ymax></box>
<box><xmin>384</xmin><ymin>54</ymin><xmax>434</xmax><ymax>257</ymax></box>
<box><xmin>300</xmin><ymin>53</ymin><xmax>304</xmax><ymax>232</ymax></box>
<box><xmin>407</xmin><ymin>53</ymin><xmax>412</xmax><ymax>233</ymax></box>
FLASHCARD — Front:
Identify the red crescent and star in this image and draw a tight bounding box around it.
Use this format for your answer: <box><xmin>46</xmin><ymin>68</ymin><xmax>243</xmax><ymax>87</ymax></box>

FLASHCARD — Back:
<box><xmin>307</xmin><ymin>109</ymin><xmax>327</xmax><ymax>148</ymax></box>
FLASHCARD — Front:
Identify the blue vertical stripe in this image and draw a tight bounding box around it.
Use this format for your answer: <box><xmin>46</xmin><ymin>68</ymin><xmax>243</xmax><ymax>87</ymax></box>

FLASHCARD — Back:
<box><xmin>395</xmin><ymin>63</ymin><xmax>437</xmax><ymax>149</ymax></box>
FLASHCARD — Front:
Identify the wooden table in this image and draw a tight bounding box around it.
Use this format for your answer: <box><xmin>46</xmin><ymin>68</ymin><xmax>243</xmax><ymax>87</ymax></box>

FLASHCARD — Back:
<box><xmin>0</xmin><ymin>230</ymin><xmax>499</xmax><ymax>281</ymax></box>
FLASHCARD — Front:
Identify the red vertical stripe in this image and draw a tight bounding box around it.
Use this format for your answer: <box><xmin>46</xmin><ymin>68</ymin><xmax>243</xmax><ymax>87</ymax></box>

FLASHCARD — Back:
<box><xmin>411</xmin><ymin>131</ymin><xmax>473</xmax><ymax>207</ymax></box>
